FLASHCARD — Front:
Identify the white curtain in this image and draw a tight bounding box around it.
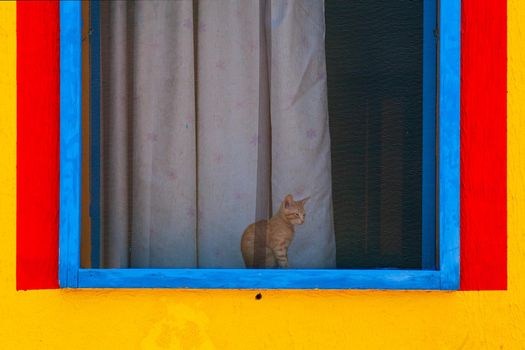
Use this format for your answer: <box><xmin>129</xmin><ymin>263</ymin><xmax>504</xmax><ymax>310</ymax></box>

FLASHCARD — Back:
<box><xmin>100</xmin><ymin>0</ymin><xmax>336</xmax><ymax>268</ymax></box>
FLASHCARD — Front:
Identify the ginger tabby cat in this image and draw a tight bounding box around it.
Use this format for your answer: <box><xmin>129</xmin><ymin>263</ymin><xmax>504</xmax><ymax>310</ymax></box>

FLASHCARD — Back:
<box><xmin>241</xmin><ymin>194</ymin><xmax>310</xmax><ymax>268</ymax></box>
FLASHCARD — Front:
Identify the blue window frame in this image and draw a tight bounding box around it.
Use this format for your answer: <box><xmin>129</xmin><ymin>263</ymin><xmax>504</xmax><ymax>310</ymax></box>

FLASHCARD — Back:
<box><xmin>59</xmin><ymin>0</ymin><xmax>460</xmax><ymax>289</ymax></box>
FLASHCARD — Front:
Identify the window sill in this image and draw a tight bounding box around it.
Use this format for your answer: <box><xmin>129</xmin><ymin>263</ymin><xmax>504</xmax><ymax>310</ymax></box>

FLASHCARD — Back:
<box><xmin>73</xmin><ymin>268</ymin><xmax>452</xmax><ymax>290</ymax></box>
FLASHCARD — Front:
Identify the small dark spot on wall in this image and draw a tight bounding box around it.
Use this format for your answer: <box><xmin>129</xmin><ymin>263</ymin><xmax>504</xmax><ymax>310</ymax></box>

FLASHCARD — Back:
<box><xmin>255</xmin><ymin>293</ymin><xmax>262</xmax><ymax>300</ymax></box>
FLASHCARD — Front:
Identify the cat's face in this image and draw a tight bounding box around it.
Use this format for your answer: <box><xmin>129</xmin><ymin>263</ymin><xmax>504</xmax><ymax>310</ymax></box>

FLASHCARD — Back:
<box><xmin>282</xmin><ymin>194</ymin><xmax>310</xmax><ymax>225</ymax></box>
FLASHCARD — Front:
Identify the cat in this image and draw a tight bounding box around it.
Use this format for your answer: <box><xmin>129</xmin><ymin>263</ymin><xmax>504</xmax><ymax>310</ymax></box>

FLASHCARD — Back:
<box><xmin>240</xmin><ymin>194</ymin><xmax>310</xmax><ymax>268</ymax></box>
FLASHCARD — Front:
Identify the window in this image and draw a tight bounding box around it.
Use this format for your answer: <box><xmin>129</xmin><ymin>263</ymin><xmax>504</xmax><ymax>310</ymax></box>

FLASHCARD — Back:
<box><xmin>59</xmin><ymin>0</ymin><xmax>460</xmax><ymax>289</ymax></box>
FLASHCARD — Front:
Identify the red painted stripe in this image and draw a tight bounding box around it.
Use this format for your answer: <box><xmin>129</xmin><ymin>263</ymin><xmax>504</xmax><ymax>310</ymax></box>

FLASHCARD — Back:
<box><xmin>16</xmin><ymin>1</ymin><xmax>60</xmax><ymax>290</ymax></box>
<box><xmin>460</xmin><ymin>0</ymin><xmax>507</xmax><ymax>290</ymax></box>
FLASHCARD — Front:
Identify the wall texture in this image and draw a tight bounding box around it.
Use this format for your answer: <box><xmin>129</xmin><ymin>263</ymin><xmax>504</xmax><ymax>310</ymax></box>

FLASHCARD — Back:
<box><xmin>0</xmin><ymin>1</ymin><xmax>524</xmax><ymax>349</ymax></box>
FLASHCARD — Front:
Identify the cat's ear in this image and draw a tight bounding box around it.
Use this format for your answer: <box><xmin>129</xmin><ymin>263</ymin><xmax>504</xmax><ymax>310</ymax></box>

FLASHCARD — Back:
<box><xmin>283</xmin><ymin>194</ymin><xmax>294</xmax><ymax>209</ymax></box>
<box><xmin>300</xmin><ymin>196</ymin><xmax>311</xmax><ymax>206</ymax></box>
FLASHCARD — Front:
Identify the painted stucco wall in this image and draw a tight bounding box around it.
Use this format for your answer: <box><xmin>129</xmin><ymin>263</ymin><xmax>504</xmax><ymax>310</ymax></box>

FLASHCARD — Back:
<box><xmin>1</xmin><ymin>1</ymin><xmax>524</xmax><ymax>348</ymax></box>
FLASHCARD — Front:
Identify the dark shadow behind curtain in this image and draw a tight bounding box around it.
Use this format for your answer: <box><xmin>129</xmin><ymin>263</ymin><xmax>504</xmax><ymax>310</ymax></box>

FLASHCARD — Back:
<box><xmin>326</xmin><ymin>0</ymin><xmax>423</xmax><ymax>269</ymax></box>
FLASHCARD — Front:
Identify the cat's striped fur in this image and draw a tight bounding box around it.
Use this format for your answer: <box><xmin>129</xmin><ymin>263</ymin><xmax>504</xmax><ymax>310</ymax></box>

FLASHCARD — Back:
<box><xmin>240</xmin><ymin>194</ymin><xmax>309</xmax><ymax>268</ymax></box>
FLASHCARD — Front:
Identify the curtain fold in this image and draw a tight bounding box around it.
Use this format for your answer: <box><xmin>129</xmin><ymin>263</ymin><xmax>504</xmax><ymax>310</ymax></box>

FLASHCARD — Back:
<box><xmin>100</xmin><ymin>0</ymin><xmax>335</xmax><ymax>269</ymax></box>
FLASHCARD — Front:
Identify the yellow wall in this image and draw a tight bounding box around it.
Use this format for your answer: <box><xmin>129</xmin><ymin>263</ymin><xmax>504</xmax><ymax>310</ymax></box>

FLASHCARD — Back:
<box><xmin>1</xmin><ymin>1</ymin><xmax>524</xmax><ymax>348</ymax></box>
